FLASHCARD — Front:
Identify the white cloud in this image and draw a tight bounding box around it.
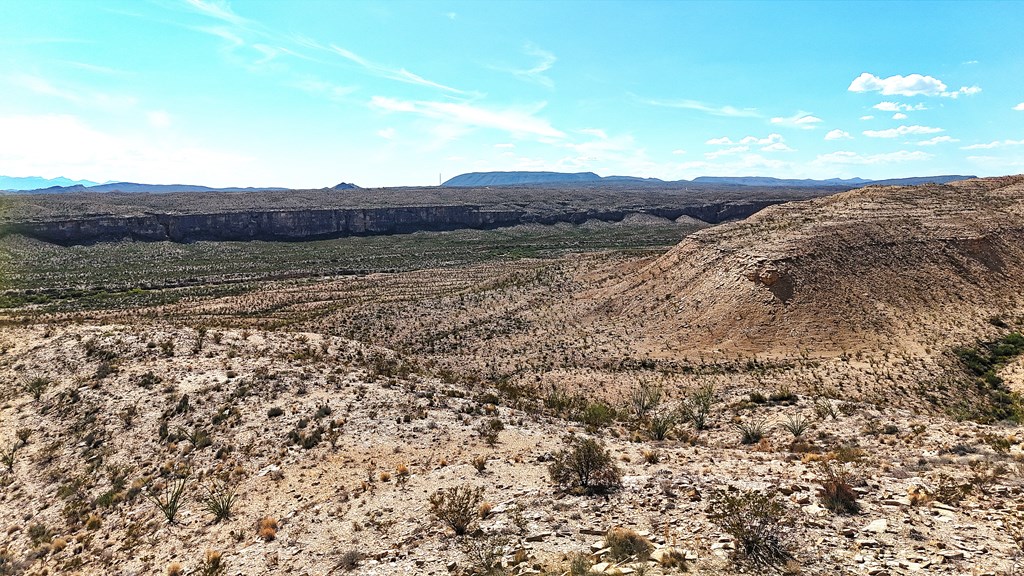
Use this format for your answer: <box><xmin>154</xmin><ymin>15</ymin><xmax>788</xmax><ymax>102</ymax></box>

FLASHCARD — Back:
<box><xmin>915</xmin><ymin>136</ymin><xmax>959</xmax><ymax>146</ymax></box>
<box><xmin>739</xmin><ymin>133</ymin><xmax>783</xmax><ymax>145</ymax></box>
<box><xmin>494</xmin><ymin>143</ymin><xmax>515</xmax><ymax>149</ymax></box>
<box><xmin>862</xmin><ymin>125</ymin><xmax>944</xmax><ymax>138</ymax></box>
<box><xmin>1014</xmin><ymin>103</ymin><xmax>1024</xmax><ymax>111</ymax></box>
<box><xmin>639</xmin><ymin>97</ymin><xmax>760</xmax><ymax>118</ymax></box>
<box><xmin>8</xmin><ymin>73</ymin><xmax>138</xmax><ymax>110</ymax></box>
<box><xmin>814</xmin><ymin>150</ymin><xmax>932</xmax><ymax>165</ymax></box>
<box><xmin>770</xmin><ymin>112</ymin><xmax>822</xmax><ymax>129</ymax></box>
<box><xmin>0</xmin><ymin>113</ymin><xmax>251</xmax><ymax>185</ymax></box>
<box><xmin>960</xmin><ymin>139</ymin><xmax>1024</xmax><ymax>150</ymax></box>
<box><xmin>873</xmin><ymin>101</ymin><xmax>927</xmax><ymax>112</ymax></box>
<box><xmin>860</xmin><ymin>115</ymin><xmax>874</xmax><ymax>121</ymax></box>
<box><xmin>291</xmin><ymin>77</ymin><xmax>358</xmax><ymax>101</ymax></box>
<box><xmin>849</xmin><ymin>72</ymin><xmax>980</xmax><ymax>98</ymax></box>
<box><xmin>147</xmin><ymin>110</ymin><xmax>172</xmax><ymax>128</ymax></box>
<box><xmin>330</xmin><ymin>44</ymin><xmax>466</xmax><ymax>94</ymax></box>
<box><xmin>578</xmin><ymin>128</ymin><xmax>608</xmax><ymax>139</ymax></box>
<box><xmin>705</xmin><ymin>136</ymin><xmax>734</xmax><ymax>145</ymax></box>
<box><xmin>508</xmin><ymin>43</ymin><xmax>556</xmax><ymax>88</ymax></box>
<box><xmin>671</xmin><ymin>149</ymin><xmax>686</xmax><ymax>155</ymax></box>
<box><xmin>369</xmin><ymin>96</ymin><xmax>565</xmax><ymax>139</ymax></box>
<box><xmin>183</xmin><ymin>0</ymin><xmax>249</xmax><ymax>26</ymax></box>
<box><xmin>761</xmin><ymin>142</ymin><xmax>795</xmax><ymax>152</ymax></box>
<box><xmin>376</xmin><ymin>127</ymin><xmax>396</xmax><ymax>139</ymax></box>
<box><xmin>948</xmin><ymin>86</ymin><xmax>981</xmax><ymax>98</ymax></box>
<box><xmin>825</xmin><ymin>129</ymin><xmax>851</xmax><ymax>140</ymax></box>
<box><xmin>892</xmin><ymin>113</ymin><xmax>907</xmax><ymax>120</ymax></box>
<box><xmin>704</xmin><ymin>146</ymin><xmax>749</xmax><ymax>159</ymax></box>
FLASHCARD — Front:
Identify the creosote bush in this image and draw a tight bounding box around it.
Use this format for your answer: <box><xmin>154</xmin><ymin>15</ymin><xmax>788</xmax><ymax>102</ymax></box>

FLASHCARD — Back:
<box><xmin>707</xmin><ymin>488</ymin><xmax>794</xmax><ymax>569</ymax></box>
<box><xmin>429</xmin><ymin>484</ymin><xmax>484</xmax><ymax>536</ymax></box>
<box><xmin>548</xmin><ymin>436</ymin><xmax>622</xmax><ymax>495</ymax></box>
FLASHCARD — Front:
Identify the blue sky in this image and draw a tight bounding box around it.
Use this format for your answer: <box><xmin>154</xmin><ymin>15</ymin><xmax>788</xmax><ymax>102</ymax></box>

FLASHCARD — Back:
<box><xmin>1</xmin><ymin>0</ymin><xmax>1022</xmax><ymax>188</ymax></box>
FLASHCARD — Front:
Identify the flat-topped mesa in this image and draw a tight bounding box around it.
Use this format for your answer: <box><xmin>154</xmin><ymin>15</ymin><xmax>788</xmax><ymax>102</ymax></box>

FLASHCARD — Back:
<box><xmin>597</xmin><ymin>175</ymin><xmax>1024</xmax><ymax>356</ymax></box>
<box><xmin>0</xmin><ymin>183</ymin><xmax>836</xmax><ymax>244</ymax></box>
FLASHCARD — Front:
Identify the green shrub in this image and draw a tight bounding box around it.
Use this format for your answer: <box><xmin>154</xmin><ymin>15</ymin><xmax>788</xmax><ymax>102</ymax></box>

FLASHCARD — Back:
<box><xmin>628</xmin><ymin>383</ymin><xmax>662</xmax><ymax>421</ymax></box>
<box><xmin>778</xmin><ymin>415</ymin><xmax>809</xmax><ymax>438</ymax></box>
<box><xmin>548</xmin><ymin>437</ymin><xmax>621</xmax><ymax>495</ymax></box>
<box><xmin>680</xmin><ymin>384</ymin><xmax>715</xmax><ymax>430</ymax></box>
<box><xmin>577</xmin><ymin>402</ymin><xmax>616</xmax><ymax>428</ymax></box>
<box><xmin>647</xmin><ymin>411</ymin><xmax>677</xmax><ymax>441</ymax></box>
<box><xmin>203</xmin><ymin>479</ymin><xmax>238</xmax><ymax>522</ymax></box>
<box><xmin>707</xmin><ymin>488</ymin><xmax>793</xmax><ymax>569</ymax></box>
<box><xmin>148</xmin><ymin>471</ymin><xmax>190</xmax><ymax>524</ymax></box>
<box><xmin>735</xmin><ymin>418</ymin><xmax>769</xmax><ymax>444</ymax></box>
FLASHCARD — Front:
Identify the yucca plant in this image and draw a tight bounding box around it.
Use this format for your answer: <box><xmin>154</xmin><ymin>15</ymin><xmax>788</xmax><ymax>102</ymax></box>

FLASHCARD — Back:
<box><xmin>202</xmin><ymin>479</ymin><xmax>238</xmax><ymax>522</ymax></box>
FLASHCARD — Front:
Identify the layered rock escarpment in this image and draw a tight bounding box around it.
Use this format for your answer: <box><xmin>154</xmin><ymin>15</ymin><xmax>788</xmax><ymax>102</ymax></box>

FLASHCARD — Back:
<box><xmin>0</xmin><ymin>200</ymin><xmax>785</xmax><ymax>245</ymax></box>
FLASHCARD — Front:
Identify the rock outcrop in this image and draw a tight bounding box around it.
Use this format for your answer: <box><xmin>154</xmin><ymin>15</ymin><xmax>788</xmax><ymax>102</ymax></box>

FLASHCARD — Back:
<box><xmin>599</xmin><ymin>175</ymin><xmax>1024</xmax><ymax>354</ymax></box>
<box><xmin>1</xmin><ymin>200</ymin><xmax>787</xmax><ymax>245</ymax></box>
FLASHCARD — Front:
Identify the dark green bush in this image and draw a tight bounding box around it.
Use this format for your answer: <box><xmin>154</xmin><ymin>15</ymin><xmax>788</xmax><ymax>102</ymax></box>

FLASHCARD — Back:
<box><xmin>548</xmin><ymin>437</ymin><xmax>621</xmax><ymax>495</ymax></box>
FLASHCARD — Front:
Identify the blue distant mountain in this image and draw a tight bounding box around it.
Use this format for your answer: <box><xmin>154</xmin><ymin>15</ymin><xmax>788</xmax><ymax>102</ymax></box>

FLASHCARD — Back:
<box><xmin>0</xmin><ymin>176</ymin><xmax>99</xmax><ymax>190</ymax></box>
<box><xmin>443</xmin><ymin>171</ymin><xmax>604</xmax><ymax>187</ymax></box>
<box><xmin>442</xmin><ymin>171</ymin><xmax>975</xmax><ymax>188</ymax></box>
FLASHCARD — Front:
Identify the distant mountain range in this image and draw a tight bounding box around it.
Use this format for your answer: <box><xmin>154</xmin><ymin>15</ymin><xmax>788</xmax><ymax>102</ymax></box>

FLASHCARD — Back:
<box><xmin>0</xmin><ymin>176</ymin><xmax>101</xmax><ymax>190</ymax></box>
<box><xmin>0</xmin><ymin>177</ymin><xmax>292</xmax><ymax>194</ymax></box>
<box><xmin>2</xmin><ymin>172</ymin><xmax>976</xmax><ymax>194</ymax></box>
<box><xmin>443</xmin><ymin>171</ymin><xmax>975</xmax><ymax>188</ymax></box>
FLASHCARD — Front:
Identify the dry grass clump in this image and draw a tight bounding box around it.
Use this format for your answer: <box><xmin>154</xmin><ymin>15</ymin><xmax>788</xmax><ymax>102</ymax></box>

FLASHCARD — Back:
<box><xmin>258</xmin><ymin>517</ymin><xmax>279</xmax><ymax>541</ymax></box>
<box><xmin>605</xmin><ymin>527</ymin><xmax>653</xmax><ymax>561</ymax></box>
<box><xmin>201</xmin><ymin>550</ymin><xmax>225</xmax><ymax>576</ymax></box>
<box><xmin>167</xmin><ymin>562</ymin><xmax>184</xmax><ymax>576</ymax></box>
<box><xmin>478</xmin><ymin>501</ymin><xmax>494</xmax><ymax>519</ymax></box>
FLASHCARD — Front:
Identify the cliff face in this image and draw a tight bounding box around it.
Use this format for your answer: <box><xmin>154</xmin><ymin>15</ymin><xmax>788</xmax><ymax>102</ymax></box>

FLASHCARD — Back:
<box><xmin>1</xmin><ymin>200</ymin><xmax>783</xmax><ymax>245</ymax></box>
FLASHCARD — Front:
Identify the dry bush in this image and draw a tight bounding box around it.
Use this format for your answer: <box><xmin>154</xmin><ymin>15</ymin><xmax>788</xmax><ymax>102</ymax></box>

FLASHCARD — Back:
<box><xmin>472</xmin><ymin>455</ymin><xmax>488</xmax><ymax>474</ymax></box>
<box><xmin>429</xmin><ymin>484</ymin><xmax>484</xmax><ymax>536</ymax></box>
<box><xmin>817</xmin><ymin>462</ymin><xmax>860</xmax><ymax>514</ymax></box>
<box><xmin>605</xmin><ymin>527</ymin><xmax>653</xmax><ymax>561</ymax></box>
